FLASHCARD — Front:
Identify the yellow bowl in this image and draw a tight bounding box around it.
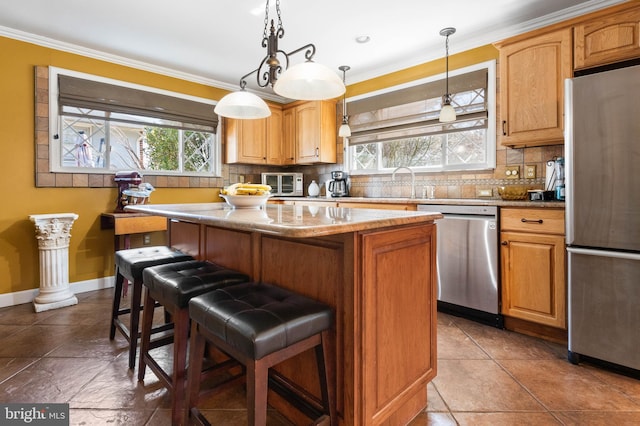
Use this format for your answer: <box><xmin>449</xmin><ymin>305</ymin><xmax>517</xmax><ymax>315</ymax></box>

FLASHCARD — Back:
<box><xmin>220</xmin><ymin>193</ymin><xmax>271</xmax><ymax>209</ymax></box>
<box><xmin>497</xmin><ymin>186</ymin><xmax>530</xmax><ymax>201</ymax></box>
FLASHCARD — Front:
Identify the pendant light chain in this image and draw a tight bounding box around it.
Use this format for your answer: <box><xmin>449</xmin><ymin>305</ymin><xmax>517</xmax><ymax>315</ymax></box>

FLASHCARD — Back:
<box><xmin>445</xmin><ymin>33</ymin><xmax>450</xmax><ymax>97</ymax></box>
<box><xmin>214</xmin><ymin>0</ymin><xmax>346</xmax><ymax>119</ymax></box>
<box><xmin>438</xmin><ymin>27</ymin><xmax>456</xmax><ymax>123</ymax></box>
<box><xmin>263</xmin><ymin>0</ymin><xmax>284</xmax><ymax>39</ymax></box>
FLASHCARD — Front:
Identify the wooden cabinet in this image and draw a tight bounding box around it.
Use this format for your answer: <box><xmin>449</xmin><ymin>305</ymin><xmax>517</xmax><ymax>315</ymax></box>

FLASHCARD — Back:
<box><xmin>500</xmin><ymin>208</ymin><xmax>566</xmax><ymax>329</ymax></box>
<box><xmin>283</xmin><ymin>100</ymin><xmax>337</xmax><ymax>164</ymax></box>
<box><xmin>496</xmin><ymin>28</ymin><xmax>573</xmax><ymax>148</ymax></box>
<box><xmin>170</xmin><ymin>218</ymin><xmax>437</xmax><ymax>425</ymax></box>
<box><xmin>574</xmin><ymin>5</ymin><xmax>640</xmax><ymax>70</ymax></box>
<box><xmin>226</xmin><ymin>100</ymin><xmax>336</xmax><ymax>165</ymax></box>
<box><xmin>265</xmin><ymin>106</ymin><xmax>284</xmax><ymax>165</ymax></box>
<box><xmin>280</xmin><ymin>107</ymin><xmax>296</xmax><ymax>165</ymax></box>
<box><xmin>225</xmin><ymin>104</ymin><xmax>284</xmax><ymax>165</ymax></box>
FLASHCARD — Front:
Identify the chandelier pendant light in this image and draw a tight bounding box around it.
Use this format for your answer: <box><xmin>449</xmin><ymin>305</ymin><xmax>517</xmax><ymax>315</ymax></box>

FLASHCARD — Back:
<box><xmin>439</xmin><ymin>27</ymin><xmax>457</xmax><ymax>123</ymax></box>
<box><xmin>338</xmin><ymin>65</ymin><xmax>351</xmax><ymax>138</ymax></box>
<box><xmin>215</xmin><ymin>0</ymin><xmax>345</xmax><ymax>119</ymax></box>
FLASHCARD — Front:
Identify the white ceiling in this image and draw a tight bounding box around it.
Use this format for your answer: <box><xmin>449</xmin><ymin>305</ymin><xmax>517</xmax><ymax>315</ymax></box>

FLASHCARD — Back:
<box><xmin>0</xmin><ymin>0</ymin><xmax>627</xmax><ymax>100</ymax></box>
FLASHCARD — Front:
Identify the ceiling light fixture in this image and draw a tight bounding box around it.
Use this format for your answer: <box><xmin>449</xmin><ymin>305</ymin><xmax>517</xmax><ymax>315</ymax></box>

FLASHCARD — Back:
<box><xmin>215</xmin><ymin>0</ymin><xmax>345</xmax><ymax>119</ymax></box>
<box><xmin>338</xmin><ymin>65</ymin><xmax>351</xmax><ymax>138</ymax></box>
<box><xmin>438</xmin><ymin>27</ymin><xmax>457</xmax><ymax>123</ymax></box>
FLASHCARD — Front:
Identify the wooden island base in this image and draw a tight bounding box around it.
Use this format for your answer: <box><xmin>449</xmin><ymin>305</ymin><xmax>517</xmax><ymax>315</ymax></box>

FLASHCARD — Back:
<box><xmin>170</xmin><ymin>220</ymin><xmax>437</xmax><ymax>425</ymax></box>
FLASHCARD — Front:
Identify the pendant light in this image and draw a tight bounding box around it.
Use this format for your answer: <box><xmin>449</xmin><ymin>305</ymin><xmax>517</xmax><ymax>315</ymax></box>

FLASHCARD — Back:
<box><xmin>215</xmin><ymin>0</ymin><xmax>344</xmax><ymax>119</ymax></box>
<box><xmin>338</xmin><ymin>65</ymin><xmax>351</xmax><ymax>138</ymax></box>
<box><xmin>439</xmin><ymin>27</ymin><xmax>457</xmax><ymax>123</ymax></box>
<box><xmin>214</xmin><ymin>82</ymin><xmax>271</xmax><ymax>119</ymax></box>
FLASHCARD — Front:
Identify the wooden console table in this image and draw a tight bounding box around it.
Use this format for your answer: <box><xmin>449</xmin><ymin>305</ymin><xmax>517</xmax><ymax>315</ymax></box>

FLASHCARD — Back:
<box><xmin>100</xmin><ymin>212</ymin><xmax>168</xmax><ymax>250</ymax></box>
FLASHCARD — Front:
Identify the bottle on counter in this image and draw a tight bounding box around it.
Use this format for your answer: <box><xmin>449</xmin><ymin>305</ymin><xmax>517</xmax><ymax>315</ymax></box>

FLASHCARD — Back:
<box><xmin>308</xmin><ymin>180</ymin><xmax>320</xmax><ymax>197</ymax></box>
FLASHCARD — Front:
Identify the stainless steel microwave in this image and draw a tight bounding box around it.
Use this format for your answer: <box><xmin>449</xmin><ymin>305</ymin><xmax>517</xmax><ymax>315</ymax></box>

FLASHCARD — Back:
<box><xmin>261</xmin><ymin>173</ymin><xmax>303</xmax><ymax>196</ymax></box>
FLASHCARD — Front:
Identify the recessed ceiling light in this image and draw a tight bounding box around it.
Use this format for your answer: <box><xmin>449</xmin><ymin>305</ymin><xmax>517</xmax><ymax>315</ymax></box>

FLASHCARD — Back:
<box><xmin>355</xmin><ymin>35</ymin><xmax>371</xmax><ymax>44</ymax></box>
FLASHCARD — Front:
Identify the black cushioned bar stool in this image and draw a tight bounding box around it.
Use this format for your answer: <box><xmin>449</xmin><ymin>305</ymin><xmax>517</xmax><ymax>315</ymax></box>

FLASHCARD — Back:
<box><xmin>185</xmin><ymin>282</ymin><xmax>336</xmax><ymax>426</ymax></box>
<box><xmin>110</xmin><ymin>245</ymin><xmax>194</xmax><ymax>369</ymax></box>
<box><xmin>138</xmin><ymin>260</ymin><xmax>249</xmax><ymax>426</ymax></box>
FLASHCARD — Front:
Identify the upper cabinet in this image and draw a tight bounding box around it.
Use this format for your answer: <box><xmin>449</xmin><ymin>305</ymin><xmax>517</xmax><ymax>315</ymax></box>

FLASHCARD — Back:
<box><xmin>574</xmin><ymin>6</ymin><xmax>640</xmax><ymax>70</ymax></box>
<box><xmin>284</xmin><ymin>100</ymin><xmax>337</xmax><ymax>164</ymax></box>
<box><xmin>496</xmin><ymin>28</ymin><xmax>573</xmax><ymax>148</ymax></box>
<box><xmin>225</xmin><ymin>100</ymin><xmax>336</xmax><ymax>165</ymax></box>
<box><xmin>495</xmin><ymin>3</ymin><xmax>640</xmax><ymax>149</ymax></box>
<box><xmin>224</xmin><ymin>104</ymin><xmax>277</xmax><ymax>165</ymax></box>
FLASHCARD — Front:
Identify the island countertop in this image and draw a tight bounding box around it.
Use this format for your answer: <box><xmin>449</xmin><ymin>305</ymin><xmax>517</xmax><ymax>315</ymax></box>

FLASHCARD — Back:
<box><xmin>125</xmin><ymin>202</ymin><xmax>442</xmax><ymax>238</ymax></box>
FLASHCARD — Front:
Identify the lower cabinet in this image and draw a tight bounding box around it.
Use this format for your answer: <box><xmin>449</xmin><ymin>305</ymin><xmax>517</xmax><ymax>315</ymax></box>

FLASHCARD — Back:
<box><xmin>500</xmin><ymin>208</ymin><xmax>566</xmax><ymax>329</ymax></box>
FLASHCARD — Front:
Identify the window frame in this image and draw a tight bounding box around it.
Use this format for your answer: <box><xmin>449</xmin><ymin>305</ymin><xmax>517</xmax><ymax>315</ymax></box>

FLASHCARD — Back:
<box><xmin>345</xmin><ymin>60</ymin><xmax>496</xmax><ymax>176</ymax></box>
<box><xmin>48</xmin><ymin>66</ymin><xmax>222</xmax><ymax>177</ymax></box>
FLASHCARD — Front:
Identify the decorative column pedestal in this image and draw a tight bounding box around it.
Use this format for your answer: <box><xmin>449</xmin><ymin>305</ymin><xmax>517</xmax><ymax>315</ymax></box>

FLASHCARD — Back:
<box><xmin>29</xmin><ymin>213</ymin><xmax>79</xmax><ymax>313</ymax></box>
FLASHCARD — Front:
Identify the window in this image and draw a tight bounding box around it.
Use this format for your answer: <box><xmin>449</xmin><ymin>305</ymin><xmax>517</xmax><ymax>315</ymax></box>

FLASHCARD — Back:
<box><xmin>49</xmin><ymin>67</ymin><xmax>221</xmax><ymax>177</ymax></box>
<box><xmin>346</xmin><ymin>61</ymin><xmax>496</xmax><ymax>174</ymax></box>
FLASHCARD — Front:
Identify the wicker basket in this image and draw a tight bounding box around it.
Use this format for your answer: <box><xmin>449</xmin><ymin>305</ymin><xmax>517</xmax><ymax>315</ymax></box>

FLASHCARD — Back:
<box><xmin>497</xmin><ymin>186</ymin><xmax>530</xmax><ymax>201</ymax></box>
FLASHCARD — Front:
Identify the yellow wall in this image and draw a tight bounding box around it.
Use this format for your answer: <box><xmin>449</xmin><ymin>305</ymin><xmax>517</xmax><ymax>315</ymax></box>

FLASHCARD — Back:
<box><xmin>0</xmin><ymin>36</ymin><xmax>231</xmax><ymax>296</ymax></box>
<box><xmin>0</xmin><ymin>35</ymin><xmax>498</xmax><ymax>297</ymax></box>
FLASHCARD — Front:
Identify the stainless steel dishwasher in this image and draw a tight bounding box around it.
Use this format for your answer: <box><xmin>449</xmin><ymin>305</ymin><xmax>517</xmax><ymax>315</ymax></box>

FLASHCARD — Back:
<box><xmin>418</xmin><ymin>204</ymin><xmax>502</xmax><ymax>327</ymax></box>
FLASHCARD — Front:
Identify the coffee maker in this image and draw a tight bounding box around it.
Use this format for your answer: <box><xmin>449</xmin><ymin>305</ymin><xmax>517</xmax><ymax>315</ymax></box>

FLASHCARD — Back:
<box><xmin>328</xmin><ymin>171</ymin><xmax>349</xmax><ymax>197</ymax></box>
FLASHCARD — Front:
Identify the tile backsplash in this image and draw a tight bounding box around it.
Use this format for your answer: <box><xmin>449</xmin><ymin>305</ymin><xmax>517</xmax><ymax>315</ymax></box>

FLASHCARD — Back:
<box><xmin>228</xmin><ymin>144</ymin><xmax>564</xmax><ymax>199</ymax></box>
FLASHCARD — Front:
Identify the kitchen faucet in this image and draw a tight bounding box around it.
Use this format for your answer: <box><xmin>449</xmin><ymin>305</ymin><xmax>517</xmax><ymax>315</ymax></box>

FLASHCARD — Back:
<box><xmin>392</xmin><ymin>166</ymin><xmax>416</xmax><ymax>199</ymax></box>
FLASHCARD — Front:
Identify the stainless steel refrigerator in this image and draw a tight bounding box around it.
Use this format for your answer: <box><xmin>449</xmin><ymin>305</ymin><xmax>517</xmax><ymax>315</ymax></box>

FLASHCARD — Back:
<box><xmin>565</xmin><ymin>63</ymin><xmax>640</xmax><ymax>373</ymax></box>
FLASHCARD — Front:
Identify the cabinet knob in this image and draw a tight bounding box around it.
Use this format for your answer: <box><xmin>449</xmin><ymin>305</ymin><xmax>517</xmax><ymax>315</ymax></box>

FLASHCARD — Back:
<box><xmin>501</xmin><ymin>241</ymin><xmax>508</xmax><ymax>246</ymax></box>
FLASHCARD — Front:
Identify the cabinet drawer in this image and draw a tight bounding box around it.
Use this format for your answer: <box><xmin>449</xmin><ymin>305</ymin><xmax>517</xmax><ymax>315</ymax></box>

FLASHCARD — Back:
<box><xmin>500</xmin><ymin>208</ymin><xmax>565</xmax><ymax>234</ymax></box>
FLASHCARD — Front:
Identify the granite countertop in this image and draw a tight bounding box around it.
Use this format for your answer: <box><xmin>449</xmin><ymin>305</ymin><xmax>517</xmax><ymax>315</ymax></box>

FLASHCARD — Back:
<box><xmin>272</xmin><ymin>196</ymin><xmax>566</xmax><ymax>208</ymax></box>
<box><xmin>125</xmin><ymin>202</ymin><xmax>442</xmax><ymax>238</ymax></box>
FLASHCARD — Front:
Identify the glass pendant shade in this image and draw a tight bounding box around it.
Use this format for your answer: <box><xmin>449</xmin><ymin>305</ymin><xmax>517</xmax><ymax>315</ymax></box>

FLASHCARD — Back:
<box><xmin>214</xmin><ymin>90</ymin><xmax>271</xmax><ymax>119</ymax></box>
<box><xmin>274</xmin><ymin>61</ymin><xmax>346</xmax><ymax>100</ymax></box>
<box><xmin>339</xmin><ymin>122</ymin><xmax>351</xmax><ymax>137</ymax></box>
<box><xmin>439</xmin><ymin>100</ymin><xmax>456</xmax><ymax>123</ymax></box>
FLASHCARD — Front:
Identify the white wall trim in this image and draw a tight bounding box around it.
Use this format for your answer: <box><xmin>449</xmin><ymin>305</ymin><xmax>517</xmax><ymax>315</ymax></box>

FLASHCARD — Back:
<box><xmin>0</xmin><ymin>24</ymin><xmax>286</xmax><ymax>103</ymax></box>
<box><xmin>0</xmin><ymin>277</ymin><xmax>114</xmax><ymax>309</ymax></box>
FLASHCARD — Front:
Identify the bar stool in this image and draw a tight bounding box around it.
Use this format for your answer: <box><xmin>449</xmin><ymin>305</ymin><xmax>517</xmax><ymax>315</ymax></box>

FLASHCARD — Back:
<box><xmin>185</xmin><ymin>282</ymin><xmax>336</xmax><ymax>426</ymax></box>
<box><xmin>110</xmin><ymin>245</ymin><xmax>194</xmax><ymax>369</ymax></box>
<box><xmin>137</xmin><ymin>260</ymin><xmax>249</xmax><ymax>425</ymax></box>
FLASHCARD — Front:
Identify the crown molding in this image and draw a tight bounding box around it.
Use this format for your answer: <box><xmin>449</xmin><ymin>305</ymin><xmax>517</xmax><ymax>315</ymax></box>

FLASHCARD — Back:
<box><xmin>348</xmin><ymin>0</ymin><xmax>629</xmax><ymax>84</ymax></box>
<box><xmin>0</xmin><ymin>25</ymin><xmax>286</xmax><ymax>103</ymax></box>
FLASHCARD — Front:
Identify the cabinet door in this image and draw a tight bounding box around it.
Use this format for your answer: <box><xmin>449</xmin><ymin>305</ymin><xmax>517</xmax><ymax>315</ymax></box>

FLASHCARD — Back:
<box><xmin>224</xmin><ymin>117</ymin><xmax>267</xmax><ymax>164</ymax></box>
<box><xmin>237</xmin><ymin>118</ymin><xmax>267</xmax><ymax>164</ymax></box>
<box><xmin>574</xmin><ymin>6</ymin><xmax>640</xmax><ymax>70</ymax></box>
<box><xmin>266</xmin><ymin>107</ymin><xmax>283</xmax><ymax>165</ymax></box>
<box><xmin>501</xmin><ymin>231</ymin><xmax>566</xmax><ymax>329</ymax></box>
<box><xmin>499</xmin><ymin>28</ymin><xmax>572</xmax><ymax>147</ymax></box>
<box><xmin>281</xmin><ymin>107</ymin><xmax>296</xmax><ymax>165</ymax></box>
<box><xmin>295</xmin><ymin>101</ymin><xmax>322</xmax><ymax>163</ymax></box>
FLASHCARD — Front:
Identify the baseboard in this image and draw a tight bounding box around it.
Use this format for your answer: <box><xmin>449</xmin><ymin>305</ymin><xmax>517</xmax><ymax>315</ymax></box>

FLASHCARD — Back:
<box><xmin>0</xmin><ymin>276</ymin><xmax>114</xmax><ymax>309</ymax></box>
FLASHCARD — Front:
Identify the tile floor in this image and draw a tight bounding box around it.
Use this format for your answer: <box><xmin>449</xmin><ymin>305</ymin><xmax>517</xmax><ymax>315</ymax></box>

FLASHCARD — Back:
<box><xmin>1</xmin><ymin>288</ymin><xmax>639</xmax><ymax>425</ymax></box>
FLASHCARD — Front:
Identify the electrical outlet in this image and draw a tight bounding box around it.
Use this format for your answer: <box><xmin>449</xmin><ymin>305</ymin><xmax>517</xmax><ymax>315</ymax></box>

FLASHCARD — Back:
<box><xmin>525</xmin><ymin>165</ymin><xmax>537</xmax><ymax>179</ymax></box>
<box><xmin>505</xmin><ymin>165</ymin><xmax>520</xmax><ymax>179</ymax></box>
<box><xmin>477</xmin><ymin>188</ymin><xmax>493</xmax><ymax>197</ymax></box>
<box><xmin>239</xmin><ymin>175</ymin><xmax>245</xmax><ymax>183</ymax></box>
<box><xmin>143</xmin><ymin>234</ymin><xmax>151</xmax><ymax>245</ymax></box>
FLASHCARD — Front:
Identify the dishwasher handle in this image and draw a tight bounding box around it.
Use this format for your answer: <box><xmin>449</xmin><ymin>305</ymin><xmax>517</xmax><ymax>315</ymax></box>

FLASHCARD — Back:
<box><xmin>438</xmin><ymin>213</ymin><xmax>497</xmax><ymax>221</ymax></box>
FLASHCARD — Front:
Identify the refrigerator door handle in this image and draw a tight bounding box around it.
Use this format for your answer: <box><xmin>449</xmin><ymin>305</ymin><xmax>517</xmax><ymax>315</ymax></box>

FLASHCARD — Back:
<box><xmin>564</xmin><ymin>78</ymin><xmax>574</xmax><ymax>244</ymax></box>
<box><xmin>567</xmin><ymin>247</ymin><xmax>640</xmax><ymax>261</ymax></box>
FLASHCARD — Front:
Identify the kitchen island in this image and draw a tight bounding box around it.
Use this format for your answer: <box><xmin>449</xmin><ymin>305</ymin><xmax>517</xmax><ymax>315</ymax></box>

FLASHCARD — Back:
<box><xmin>125</xmin><ymin>202</ymin><xmax>441</xmax><ymax>425</ymax></box>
